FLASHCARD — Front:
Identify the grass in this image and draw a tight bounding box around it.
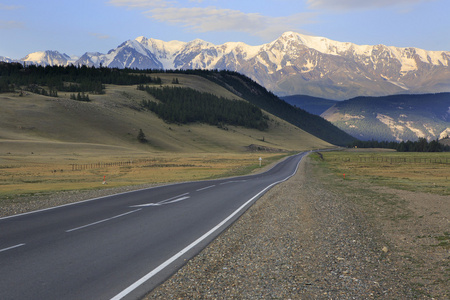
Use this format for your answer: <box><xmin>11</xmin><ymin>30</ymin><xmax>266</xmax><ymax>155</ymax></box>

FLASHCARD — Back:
<box><xmin>314</xmin><ymin>150</ymin><xmax>450</xmax><ymax>195</ymax></box>
<box><xmin>0</xmin><ymin>152</ymin><xmax>290</xmax><ymax>202</ymax></box>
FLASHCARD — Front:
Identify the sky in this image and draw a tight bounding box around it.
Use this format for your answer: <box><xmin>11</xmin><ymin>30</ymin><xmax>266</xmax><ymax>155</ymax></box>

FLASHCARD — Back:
<box><xmin>1</xmin><ymin>0</ymin><xmax>449</xmax><ymax>59</ymax></box>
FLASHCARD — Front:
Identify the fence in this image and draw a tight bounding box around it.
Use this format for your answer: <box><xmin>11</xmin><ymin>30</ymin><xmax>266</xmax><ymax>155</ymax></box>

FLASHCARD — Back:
<box><xmin>335</xmin><ymin>156</ymin><xmax>450</xmax><ymax>164</ymax></box>
<box><xmin>70</xmin><ymin>160</ymin><xmax>133</xmax><ymax>171</ymax></box>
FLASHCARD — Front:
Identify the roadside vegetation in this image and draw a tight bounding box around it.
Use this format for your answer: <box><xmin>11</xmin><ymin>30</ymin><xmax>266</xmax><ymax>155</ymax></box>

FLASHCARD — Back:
<box><xmin>0</xmin><ymin>152</ymin><xmax>288</xmax><ymax>205</ymax></box>
<box><xmin>309</xmin><ymin>150</ymin><xmax>449</xmax><ymax>298</ymax></box>
<box><xmin>313</xmin><ymin>150</ymin><xmax>450</xmax><ymax>195</ymax></box>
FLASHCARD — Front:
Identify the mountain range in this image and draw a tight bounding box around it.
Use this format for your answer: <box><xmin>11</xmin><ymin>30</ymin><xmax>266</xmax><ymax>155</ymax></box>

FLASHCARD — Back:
<box><xmin>321</xmin><ymin>93</ymin><xmax>450</xmax><ymax>142</ymax></box>
<box><xmin>2</xmin><ymin>32</ymin><xmax>450</xmax><ymax>100</ymax></box>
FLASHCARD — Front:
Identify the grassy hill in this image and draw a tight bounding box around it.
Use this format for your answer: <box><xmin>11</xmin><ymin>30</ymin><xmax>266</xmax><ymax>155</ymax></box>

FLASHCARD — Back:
<box><xmin>0</xmin><ymin>72</ymin><xmax>335</xmax><ymax>158</ymax></box>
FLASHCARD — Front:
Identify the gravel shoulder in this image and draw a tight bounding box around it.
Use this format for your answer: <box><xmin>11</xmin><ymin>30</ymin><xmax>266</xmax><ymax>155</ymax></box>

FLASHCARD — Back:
<box><xmin>145</xmin><ymin>156</ymin><xmax>443</xmax><ymax>299</ymax></box>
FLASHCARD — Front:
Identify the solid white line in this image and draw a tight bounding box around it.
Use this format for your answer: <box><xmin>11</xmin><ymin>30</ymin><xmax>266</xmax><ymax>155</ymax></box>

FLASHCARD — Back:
<box><xmin>110</xmin><ymin>153</ymin><xmax>305</xmax><ymax>300</ymax></box>
<box><xmin>0</xmin><ymin>243</ymin><xmax>26</xmax><ymax>253</ymax></box>
<box><xmin>196</xmin><ymin>185</ymin><xmax>215</xmax><ymax>192</ymax></box>
<box><xmin>66</xmin><ymin>209</ymin><xmax>141</xmax><ymax>233</ymax></box>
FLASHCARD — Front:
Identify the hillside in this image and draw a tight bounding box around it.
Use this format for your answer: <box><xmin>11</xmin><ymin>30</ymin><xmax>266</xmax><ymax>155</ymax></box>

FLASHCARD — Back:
<box><xmin>281</xmin><ymin>95</ymin><xmax>337</xmax><ymax>116</ymax></box>
<box><xmin>0</xmin><ymin>68</ymin><xmax>337</xmax><ymax>156</ymax></box>
<box><xmin>321</xmin><ymin>93</ymin><xmax>450</xmax><ymax>141</ymax></box>
<box><xmin>0</xmin><ymin>64</ymin><xmax>355</xmax><ymax>148</ymax></box>
<box><xmin>182</xmin><ymin>70</ymin><xmax>356</xmax><ymax>146</ymax></box>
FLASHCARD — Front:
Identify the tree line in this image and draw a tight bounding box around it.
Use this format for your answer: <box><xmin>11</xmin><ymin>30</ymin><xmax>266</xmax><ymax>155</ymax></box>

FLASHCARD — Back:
<box><xmin>0</xmin><ymin>62</ymin><xmax>158</xmax><ymax>94</ymax></box>
<box><xmin>348</xmin><ymin>138</ymin><xmax>450</xmax><ymax>152</ymax></box>
<box><xmin>139</xmin><ymin>85</ymin><xmax>269</xmax><ymax>131</ymax></box>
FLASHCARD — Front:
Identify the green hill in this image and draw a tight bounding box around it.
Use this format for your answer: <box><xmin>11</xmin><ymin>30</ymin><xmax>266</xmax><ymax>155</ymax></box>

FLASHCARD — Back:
<box><xmin>0</xmin><ymin>64</ymin><xmax>342</xmax><ymax>155</ymax></box>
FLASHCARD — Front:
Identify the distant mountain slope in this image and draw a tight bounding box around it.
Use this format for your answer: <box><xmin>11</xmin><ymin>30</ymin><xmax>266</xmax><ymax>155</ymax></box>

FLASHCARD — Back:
<box><xmin>321</xmin><ymin>93</ymin><xmax>450</xmax><ymax>141</ymax></box>
<box><xmin>281</xmin><ymin>95</ymin><xmax>337</xmax><ymax>115</ymax></box>
<box><xmin>186</xmin><ymin>70</ymin><xmax>356</xmax><ymax>146</ymax></box>
<box><xmin>2</xmin><ymin>32</ymin><xmax>450</xmax><ymax>100</ymax></box>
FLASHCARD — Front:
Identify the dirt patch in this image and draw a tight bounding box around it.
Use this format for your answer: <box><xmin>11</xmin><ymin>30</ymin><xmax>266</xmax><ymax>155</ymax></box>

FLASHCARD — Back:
<box><xmin>366</xmin><ymin>186</ymin><xmax>449</xmax><ymax>297</ymax></box>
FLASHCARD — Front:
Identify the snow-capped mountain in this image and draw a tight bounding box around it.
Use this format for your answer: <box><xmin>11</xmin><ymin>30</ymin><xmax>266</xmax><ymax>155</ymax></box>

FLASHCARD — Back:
<box><xmin>5</xmin><ymin>32</ymin><xmax>450</xmax><ymax>99</ymax></box>
<box><xmin>20</xmin><ymin>50</ymin><xmax>76</xmax><ymax>66</ymax></box>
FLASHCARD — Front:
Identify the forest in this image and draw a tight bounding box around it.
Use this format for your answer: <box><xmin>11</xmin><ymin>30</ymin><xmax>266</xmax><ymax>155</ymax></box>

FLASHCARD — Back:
<box><xmin>139</xmin><ymin>85</ymin><xmax>269</xmax><ymax>130</ymax></box>
<box><xmin>0</xmin><ymin>62</ymin><xmax>159</xmax><ymax>94</ymax></box>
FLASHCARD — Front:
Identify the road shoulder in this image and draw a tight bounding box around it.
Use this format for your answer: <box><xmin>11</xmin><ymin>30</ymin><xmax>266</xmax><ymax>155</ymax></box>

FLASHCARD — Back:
<box><xmin>145</xmin><ymin>156</ymin><xmax>419</xmax><ymax>299</ymax></box>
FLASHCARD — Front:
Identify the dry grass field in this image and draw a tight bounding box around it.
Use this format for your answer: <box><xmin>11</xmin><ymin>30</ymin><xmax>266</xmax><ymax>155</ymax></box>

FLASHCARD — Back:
<box><xmin>0</xmin><ymin>150</ymin><xmax>288</xmax><ymax>201</ymax></box>
<box><xmin>319</xmin><ymin>150</ymin><xmax>450</xmax><ymax>195</ymax></box>
<box><xmin>310</xmin><ymin>150</ymin><xmax>449</xmax><ymax>297</ymax></box>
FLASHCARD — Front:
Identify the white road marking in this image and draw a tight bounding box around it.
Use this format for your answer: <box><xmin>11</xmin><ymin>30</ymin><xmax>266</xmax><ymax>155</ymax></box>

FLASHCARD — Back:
<box><xmin>130</xmin><ymin>193</ymin><xmax>190</xmax><ymax>207</ymax></box>
<box><xmin>196</xmin><ymin>185</ymin><xmax>215</xmax><ymax>192</ymax></box>
<box><xmin>219</xmin><ymin>180</ymin><xmax>247</xmax><ymax>185</ymax></box>
<box><xmin>66</xmin><ymin>209</ymin><xmax>142</xmax><ymax>233</ymax></box>
<box><xmin>0</xmin><ymin>243</ymin><xmax>25</xmax><ymax>253</ymax></box>
<box><xmin>111</xmin><ymin>154</ymin><xmax>305</xmax><ymax>300</ymax></box>
<box><xmin>158</xmin><ymin>196</ymin><xmax>190</xmax><ymax>205</ymax></box>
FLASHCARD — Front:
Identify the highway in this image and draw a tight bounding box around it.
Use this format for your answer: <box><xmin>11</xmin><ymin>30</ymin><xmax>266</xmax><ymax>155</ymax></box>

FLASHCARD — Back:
<box><xmin>0</xmin><ymin>152</ymin><xmax>307</xmax><ymax>300</ymax></box>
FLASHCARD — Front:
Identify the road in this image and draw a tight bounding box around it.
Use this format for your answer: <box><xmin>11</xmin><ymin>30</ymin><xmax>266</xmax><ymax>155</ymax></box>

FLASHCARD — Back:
<box><xmin>0</xmin><ymin>152</ymin><xmax>307</xmax><ymax>300</ymax></box>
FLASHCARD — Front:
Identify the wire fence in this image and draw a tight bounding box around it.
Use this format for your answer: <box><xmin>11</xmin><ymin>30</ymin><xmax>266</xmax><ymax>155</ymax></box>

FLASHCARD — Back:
<box><xmin>334</xmin><ymin>156</ymin><xmax>450</xmax><ymax>164</ymax></box>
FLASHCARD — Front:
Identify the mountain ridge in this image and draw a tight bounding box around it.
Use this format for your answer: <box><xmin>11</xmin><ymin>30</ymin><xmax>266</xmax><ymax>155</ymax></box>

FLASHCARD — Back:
<box><xmin>321</xmin><ymin>92</ymin><xmax>450</xmax><ymax>141</ymax></box>
<box><xmin>2</xmin><ymin>31</ymin><xmax>450</xmax><ymax>99</ymax></box>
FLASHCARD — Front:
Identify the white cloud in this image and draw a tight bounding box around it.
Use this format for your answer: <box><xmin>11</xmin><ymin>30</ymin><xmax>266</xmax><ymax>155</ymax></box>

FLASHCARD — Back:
<box><xmin>0</xmin><ymin>20</ymin><xmax>24</xmax><ymax>30</ymax></box>
<box><xmin>307</xmin><ymin>0</ymin><xmax>435</xmax><ymax>10</ymax></box>
<box><xmin>90</xmin><ymin>32</ymin><xmax>111</xmax><ymax>40</ymax></box>
<box><xmin>108</xmin><ymin>0</ymin><xmax>172</xmax><ymax>8</ymax></box>
<box><xmin>109</xmin><ymin>0</ymin><xmax>314</xmax><ymax>41</ymax></box>
<box><xmin>0</xmin><ymin>4</ymin><xmax>23</xmax><ymax>10</ymax></box>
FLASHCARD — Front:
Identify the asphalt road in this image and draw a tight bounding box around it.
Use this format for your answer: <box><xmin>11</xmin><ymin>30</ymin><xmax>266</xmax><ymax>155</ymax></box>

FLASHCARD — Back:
<box><xmin>0</xmin><ymin>152</ymin><xmax>307</xmax><ymax>300</ymax></box>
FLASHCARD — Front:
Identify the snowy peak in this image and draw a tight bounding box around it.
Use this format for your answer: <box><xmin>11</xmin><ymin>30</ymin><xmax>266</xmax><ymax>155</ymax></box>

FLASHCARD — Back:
<box><xmin>21</xmin><ymin>50</ymin><xmax>75</xmax><ymax>66</ymax></box>
<box><xmin>4</xmin><ymin>31</ymin><xmax>450</xmax><ymax>99</ymax></box>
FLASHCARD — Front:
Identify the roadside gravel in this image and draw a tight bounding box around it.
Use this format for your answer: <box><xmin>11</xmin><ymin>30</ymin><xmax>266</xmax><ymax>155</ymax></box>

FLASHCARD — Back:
<box><xmin>144</xmin><ymin>157</ymin><xmax>417</xmax><ymax>299</ymax></box>
<box><xmin>0</xmin><ymin>184</ymin><xmax>161</xmax><ymax>218</ymax></box>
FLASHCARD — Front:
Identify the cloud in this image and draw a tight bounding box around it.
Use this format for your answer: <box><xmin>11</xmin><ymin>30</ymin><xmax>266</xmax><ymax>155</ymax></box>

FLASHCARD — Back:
<box><xmin>108</xmin><ymin>0</ymin><xmax>172</xmax><ymax>8</ymax></box>
<box><xmin>0</xmin><ymin>20</ymin><xmax>25</xmax><ymax>30</ymax></box>
<box><xmin>109</xmin><ymin>0</ymin><xmax>315</xmax><ymax>41</ymax></box>
<box><xmin>0</xmin><ymin>4</ymin><xmax>23</xmax><ymax>10</ymax></box>
<box><xmin>90</xmin><ymin>32</ymin><xmax>111</xmax><ymax>40</ymax></box>
<box><xmin>307</xmin><ymin>0</ymin><xmax>434</xmax><ymax>10</ymax></box>
<box><xmin>148</xmin><ymin>6</ymin><xmax>314</xmax><ymax>39</ymax></box>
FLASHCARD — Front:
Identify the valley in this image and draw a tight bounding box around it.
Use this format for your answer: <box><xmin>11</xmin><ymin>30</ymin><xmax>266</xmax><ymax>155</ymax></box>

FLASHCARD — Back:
<box><xmin>1</xmin><ymin>64</ymin><xmax>448</xmax><ymax>299</ymax></box>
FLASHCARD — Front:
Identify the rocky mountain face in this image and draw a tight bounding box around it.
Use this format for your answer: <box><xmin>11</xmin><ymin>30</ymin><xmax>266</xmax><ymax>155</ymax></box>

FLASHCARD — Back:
<box><xmin>321</xmin><ymin>93</ymin><xmax>450</xmax><ymax>141</ymax></box>
<box><xmin>3</xmin><ymin>32</ymin><xmax>450</xmax><ymax>100</ymax></box>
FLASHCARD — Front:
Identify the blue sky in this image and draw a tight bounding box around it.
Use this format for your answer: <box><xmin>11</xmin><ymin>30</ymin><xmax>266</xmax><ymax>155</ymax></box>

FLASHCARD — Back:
<box><xmin>1</xmin><ymin>0</ymin><xmax>449</xmax><ymax>59</ymax></box>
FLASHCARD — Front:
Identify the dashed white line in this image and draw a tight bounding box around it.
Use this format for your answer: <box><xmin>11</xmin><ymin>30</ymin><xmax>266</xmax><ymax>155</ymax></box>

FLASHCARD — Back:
<box><xmin>111</xmin><ymin>154</ymin><xmax>306</xmax><ymax>300</ymax></box>
<box><xmin>0</xmin><ymin>243</ymin><xmax>25</xmax><ymax>253</ymax></box>
<box><xmin>66</xmin><ymin>209</ymin><xmax>142</xmax><ymax>233</ymax></box>
<box><xmin>219</xmin><ymin>180</ymin><xmax>247</xmax><ymax>185</ymax></box>
<box><xmin>196</xmin><ymin>185</ymin><xmax>215</xmax><ymax>192</ymax></box>
<box><xmin>131</xmin><ymin>193</ymin><xmax>190</xmax><ymax>207</ymax></box>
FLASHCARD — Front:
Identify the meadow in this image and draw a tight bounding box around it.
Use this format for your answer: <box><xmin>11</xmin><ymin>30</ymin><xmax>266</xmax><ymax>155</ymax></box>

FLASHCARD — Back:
<box><xmin>317</xmin><ymin>150</ymin><xmax>450</xmax><ymax>195</ymax></box>
<box><xmin>0</xmin><ymin>150</ymin><xmax>289</xmax><ymax>202</ymax></box>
